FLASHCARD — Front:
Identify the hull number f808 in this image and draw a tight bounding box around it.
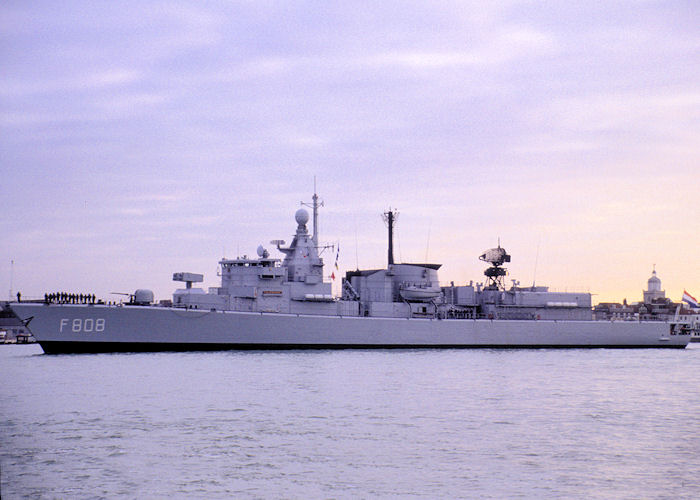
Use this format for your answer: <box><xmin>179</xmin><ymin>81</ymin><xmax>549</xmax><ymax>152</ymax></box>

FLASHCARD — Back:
<box><xmin>60</xmin><ymin>318</ymin><xmax>105</xmax><ymax>333</ymax></box>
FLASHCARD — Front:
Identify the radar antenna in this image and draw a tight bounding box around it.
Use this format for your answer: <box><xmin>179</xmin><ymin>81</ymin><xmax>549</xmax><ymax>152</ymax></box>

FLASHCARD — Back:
<box><xmin>479</xmin><ymin>243</ymin><xmax>511</xmax><ymax>290</ymax></box>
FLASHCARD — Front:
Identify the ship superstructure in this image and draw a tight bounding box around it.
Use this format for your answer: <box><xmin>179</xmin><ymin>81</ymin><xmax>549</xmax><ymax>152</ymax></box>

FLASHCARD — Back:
<box><xmin>342</xmin><ymin>210</ymin><xmax>591</xmax><ymax>322</ymax></box>
<box><xmin>170</xmin><ymin>194</ymin><xmax>345</xmax><ymax>316</ymax></box>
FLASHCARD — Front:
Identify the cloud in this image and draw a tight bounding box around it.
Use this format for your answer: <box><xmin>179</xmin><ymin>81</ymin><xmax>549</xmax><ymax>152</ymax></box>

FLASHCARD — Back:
<box><xmin>83</xmin><ymin>69</ymin><xmax>142</xmax><ymax>88</ymax></box>
<box><xmin>341</xmin><ymin>25</ymin><xmax>557</xmax><ymax>70</ymax></box>
<box><xmin>0</xmin><ymin>68</ymin><xmax>142</xmax><ymax>98</ymax></box>
<box><xmin>545</xmin><ymin>90</ymin><xmax>700</xmax><ymax>133</ymax></box>
<box><xmin>369</xmin><ymin>51</ymin><xmax>483</xmax><ymax>69</ymax></box>
<box><xmin>91</xmin><ymin>92</ymin><xmax>171</xmax><ymax>117</ymax></box>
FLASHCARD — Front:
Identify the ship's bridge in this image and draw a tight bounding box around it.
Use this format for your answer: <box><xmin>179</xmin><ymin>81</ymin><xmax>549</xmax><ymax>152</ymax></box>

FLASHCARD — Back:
<box><xmin>219</xmin><ymin>256</ymin><xmax>285</xmax><ymax>287</ymax></box>
<box><xmin>219</xmin><ymin>257</ymin><xmax>281</xmax><ymax>268</ymax></box>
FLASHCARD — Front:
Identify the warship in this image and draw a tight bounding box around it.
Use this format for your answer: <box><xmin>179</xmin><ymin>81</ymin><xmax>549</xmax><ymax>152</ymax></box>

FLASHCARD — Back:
<box><xmin>7</xmin><ymin>191</ymin><xmax>692</xmax><ymax>352</ymax></box>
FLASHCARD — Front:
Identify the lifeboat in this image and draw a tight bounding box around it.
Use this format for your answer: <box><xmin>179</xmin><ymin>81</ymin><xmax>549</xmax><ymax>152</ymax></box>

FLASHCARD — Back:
<box><xmin>399</xmin><ymin>284</ymin><xmax>441</xmax><ymax>302</ymax></box>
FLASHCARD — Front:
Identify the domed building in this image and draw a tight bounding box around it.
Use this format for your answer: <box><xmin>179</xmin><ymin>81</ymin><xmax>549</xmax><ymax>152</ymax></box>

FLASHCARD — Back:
<box><xmin>643</xmin><ymin>268</ymin><xmax>666</xmax><ymax>304</ymax></box>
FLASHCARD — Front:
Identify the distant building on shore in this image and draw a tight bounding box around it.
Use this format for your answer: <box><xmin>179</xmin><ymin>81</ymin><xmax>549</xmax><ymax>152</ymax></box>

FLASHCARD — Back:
<box><xmin>594</xmin><ymin>269</ymin><xmax>699</xmax><ymax>328</ymax></box>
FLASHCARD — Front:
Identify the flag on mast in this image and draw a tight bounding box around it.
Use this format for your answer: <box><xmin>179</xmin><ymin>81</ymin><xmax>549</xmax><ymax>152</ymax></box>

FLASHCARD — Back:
<box><xmin>331</xmin><ymin>244</ymin><xmax>339</xmax><ymax>280</ymax></box>
<box><xmin>682</xmin><ymin>290</ymin><xmax>699</xmax><ymax>308</ymax></box>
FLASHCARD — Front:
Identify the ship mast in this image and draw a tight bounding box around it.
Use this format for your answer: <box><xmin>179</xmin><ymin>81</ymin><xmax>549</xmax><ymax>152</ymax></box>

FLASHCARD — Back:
<box><xmin>301</xmin><ymin>177</ymin><xmax>323</xmax><ymax>246</ymax></box>
<box><xmin>382</xmin><ymin>209</ymin><xmax>398</xmax><ymax>266</ymax></box>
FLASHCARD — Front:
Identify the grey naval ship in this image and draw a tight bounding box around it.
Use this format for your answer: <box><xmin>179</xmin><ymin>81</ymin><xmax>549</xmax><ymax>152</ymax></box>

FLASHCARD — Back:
<box><xmin>8</xmin><ymin>191</ymin><xmax>692</xmax><ymax>352</ymax></box>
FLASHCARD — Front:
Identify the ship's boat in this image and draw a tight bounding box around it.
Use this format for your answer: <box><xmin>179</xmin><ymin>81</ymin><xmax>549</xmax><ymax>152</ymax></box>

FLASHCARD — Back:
<box><xmin>399</xmin><ymin>284</ymin><xmax>442</xmax><ymax>302</ymax></box>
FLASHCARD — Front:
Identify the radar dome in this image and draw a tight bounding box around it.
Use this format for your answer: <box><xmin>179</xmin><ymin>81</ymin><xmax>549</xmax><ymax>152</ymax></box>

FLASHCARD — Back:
<box><xmin>295</xmin><ymin>208</ymin><xmax>309</xmax><ymax>225</ymax></box>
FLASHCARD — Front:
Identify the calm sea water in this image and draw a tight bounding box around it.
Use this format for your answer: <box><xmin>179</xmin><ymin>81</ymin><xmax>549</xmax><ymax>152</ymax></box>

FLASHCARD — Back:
<box><xmin>1</xmin><ymin>344</ymin><xmax>699</xmax><ymax>499</ymax></box>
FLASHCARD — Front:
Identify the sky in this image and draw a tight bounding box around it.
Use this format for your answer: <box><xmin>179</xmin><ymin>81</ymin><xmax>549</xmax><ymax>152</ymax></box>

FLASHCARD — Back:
<box><xmin>1</xmin><ymin>1</ymin><xmax>698</xmax><ymax>305</ymax></box>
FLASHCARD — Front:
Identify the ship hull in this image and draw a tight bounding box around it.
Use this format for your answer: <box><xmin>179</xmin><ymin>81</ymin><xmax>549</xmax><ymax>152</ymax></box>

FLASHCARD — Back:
<box><xmin>10</xmin><ymin>303</ymin><xmax>690</xmax><ymax>353</ymax></box>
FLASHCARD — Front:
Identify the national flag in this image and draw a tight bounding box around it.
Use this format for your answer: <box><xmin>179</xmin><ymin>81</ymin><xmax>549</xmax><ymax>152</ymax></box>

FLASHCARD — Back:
<box><xmin>331</xmin><ymin>272</ymin><xmax>336</xmax><ymax>281</ymax></box>
<box><xmin>334</xmin><ymin>244</ymin><xmax>340</xmax><ymax>270</ymax></box>
<box><xmin>682</xmin><ymin>290</ymin><xmax>699</xmax><ymax>308</ymax></box>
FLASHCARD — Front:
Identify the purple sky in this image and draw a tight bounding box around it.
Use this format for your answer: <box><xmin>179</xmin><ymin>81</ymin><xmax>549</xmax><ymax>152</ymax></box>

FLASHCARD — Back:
<box><xmin>1</xmin><ymin>1</ymin><xmax>698</xmax><ymax>303</ymax></box>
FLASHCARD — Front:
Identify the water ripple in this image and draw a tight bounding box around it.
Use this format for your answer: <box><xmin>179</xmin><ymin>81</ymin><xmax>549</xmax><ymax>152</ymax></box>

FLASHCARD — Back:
<box><xmin>2</xmin><ymin>345</ymin><xmax>700</xmax><ymax>498</ymax></box>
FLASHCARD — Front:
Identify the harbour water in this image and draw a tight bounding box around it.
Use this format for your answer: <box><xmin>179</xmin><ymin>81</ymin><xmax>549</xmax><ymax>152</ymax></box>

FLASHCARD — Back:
<box><xmin>2</xmin><ymin>344</ymin><xmax>699</xmax><ymax>499</ymax></box>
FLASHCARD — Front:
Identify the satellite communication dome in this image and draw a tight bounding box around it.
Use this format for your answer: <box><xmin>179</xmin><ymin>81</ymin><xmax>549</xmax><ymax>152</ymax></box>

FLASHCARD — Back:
<box><xmin>295</xmin><ymin>208</ymin><xmax>309</xmax><ymax>225</ymax></box>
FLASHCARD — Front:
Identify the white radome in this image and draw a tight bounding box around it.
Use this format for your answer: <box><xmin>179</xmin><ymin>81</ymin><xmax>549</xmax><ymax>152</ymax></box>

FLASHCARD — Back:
<box><xmin>295</xmin><ymin>208</ymin><xmax>309</xmax><ymax>225</ymax></box>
